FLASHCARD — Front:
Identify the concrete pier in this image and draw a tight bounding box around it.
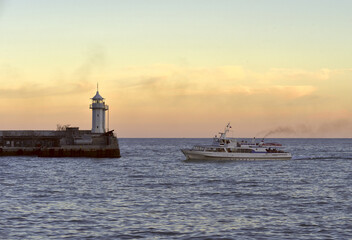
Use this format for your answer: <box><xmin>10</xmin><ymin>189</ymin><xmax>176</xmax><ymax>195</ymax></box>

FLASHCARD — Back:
<box><xmin>0</xmin><ymin>128</ymin><xmax>121</xmax><ymax>158</ymax></box>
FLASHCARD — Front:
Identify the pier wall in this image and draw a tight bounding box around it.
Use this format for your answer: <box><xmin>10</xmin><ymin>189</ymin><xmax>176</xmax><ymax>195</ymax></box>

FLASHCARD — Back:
<box><xmin>0</xmin><ymin>128</ymin><xmax>120</xmax><ymax>158</ymax></box>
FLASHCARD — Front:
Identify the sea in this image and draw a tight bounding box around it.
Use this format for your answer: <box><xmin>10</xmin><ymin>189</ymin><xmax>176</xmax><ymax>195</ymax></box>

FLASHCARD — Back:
<box><xmin>1</xmin><ymin>138</ymin><xmax>352</xmax><ymax>239</ymax></box>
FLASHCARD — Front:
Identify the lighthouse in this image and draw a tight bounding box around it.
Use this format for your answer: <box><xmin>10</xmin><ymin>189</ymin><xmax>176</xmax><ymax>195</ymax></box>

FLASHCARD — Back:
<box><xmin>90</xmin><ymin>88</ymin><xmax>108</xmax><ymax>133</ymax></box>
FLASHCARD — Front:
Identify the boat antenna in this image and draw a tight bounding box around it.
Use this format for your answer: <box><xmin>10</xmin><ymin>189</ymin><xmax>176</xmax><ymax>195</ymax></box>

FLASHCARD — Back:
<box><xmin>225</xmin><ymin>122</ymin><xmax>231</xmax><ymax>133</ymax></box>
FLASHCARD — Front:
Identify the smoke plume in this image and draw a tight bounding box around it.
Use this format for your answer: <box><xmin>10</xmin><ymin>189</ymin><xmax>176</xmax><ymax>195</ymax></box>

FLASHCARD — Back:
<box><xmin>263</xmin><ymin>126</ymin><xmax>296</xmax><ymax>138</ymax></box>
<box><xmin>260</xmin><ymin>119</ymin><xmax>352</xmax><ymax>138</ymax></box>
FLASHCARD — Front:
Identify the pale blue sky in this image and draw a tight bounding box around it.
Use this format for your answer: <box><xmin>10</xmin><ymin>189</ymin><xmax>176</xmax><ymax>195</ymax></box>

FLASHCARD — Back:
<box><xmin>1</xmin><ymin>0</ymin><xmax>352</xmax><ymax>68</ymax></box>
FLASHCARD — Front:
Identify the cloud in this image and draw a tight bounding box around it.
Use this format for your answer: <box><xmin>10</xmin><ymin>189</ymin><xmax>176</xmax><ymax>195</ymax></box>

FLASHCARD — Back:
<box><xmin>0</xmin><ymin>46</ymin><xmax>105</xmax><ymax>99</ymax></box>
<box><xmin>1</xmin><ymin>62</ymin><xmax>351</xmax><ymax>137</ymax></box>
<box><xmin>0</xmin><ymin>80</ymin><xmax>93</xmax><ymax>99</ymax></box>
<box><xmin>263</xmin><ymin>68</ymin><xmax>331</xmax><ymax>83</ymax></box>
<box><xmin>267</xmin><ymin>85</ymin><xmax>316</xmax><ymax>99</ymax></box>
<box><xmin>112</xmin><ymin>65</ymin><xmax>318</xmax><ymax>101</ymax></box>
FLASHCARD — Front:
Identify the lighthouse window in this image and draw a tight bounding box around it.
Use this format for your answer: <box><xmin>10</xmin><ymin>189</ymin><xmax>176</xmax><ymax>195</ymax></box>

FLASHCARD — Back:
<box><xmin>97</xmin><ymin>126</ymin><xmax>99</xmax><ymax>128</ymax></box>
<box><xmin>97</xmin><ymin>114</ymin><xmax>99</xmax><ymax>117</ymax></box>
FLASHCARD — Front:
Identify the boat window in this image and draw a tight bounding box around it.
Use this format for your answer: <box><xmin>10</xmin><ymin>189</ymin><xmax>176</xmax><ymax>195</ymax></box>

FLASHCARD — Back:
<box><xmin>229</xmin><ymin>148</ymin><xmax>253</xmax><ymax>153</ymax></box>
<box><xmin>193</xmin><ymin>146</ymin><xmax>204</xmax><ymax>151</ymax></box>
<box><xmin>216</xmin><ymin>148</ymin><xmax>225</xmax><ymax>152</ymax></box>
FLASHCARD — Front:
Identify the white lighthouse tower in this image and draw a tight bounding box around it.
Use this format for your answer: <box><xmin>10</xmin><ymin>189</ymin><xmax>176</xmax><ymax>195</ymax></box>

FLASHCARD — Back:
<box><xmin>90</xmin><ymin>87</ymin><xmax>108</xmax><ymax>133</ymax></box>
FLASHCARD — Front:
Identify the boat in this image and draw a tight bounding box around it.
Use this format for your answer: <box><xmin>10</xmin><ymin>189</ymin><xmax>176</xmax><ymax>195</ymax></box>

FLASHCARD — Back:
<box><xmin>181</xmin><ymin>123</ymin><xmax>292</xmax><ymax>161</ymax></box>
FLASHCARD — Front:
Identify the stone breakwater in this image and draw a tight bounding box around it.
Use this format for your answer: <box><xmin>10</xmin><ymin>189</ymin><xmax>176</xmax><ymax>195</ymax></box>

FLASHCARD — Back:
<box><xmin>0</xmin><ymin>127</ymin><xmax>120</xmax><ymax>158</ymax></box>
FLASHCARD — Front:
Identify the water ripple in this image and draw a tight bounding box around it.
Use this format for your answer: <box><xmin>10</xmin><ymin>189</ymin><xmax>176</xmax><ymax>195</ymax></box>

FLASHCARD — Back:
<box><xmin>0</xmin><ymin>138</ymin><xmax>352</xmax><ymax>239</ymax></box>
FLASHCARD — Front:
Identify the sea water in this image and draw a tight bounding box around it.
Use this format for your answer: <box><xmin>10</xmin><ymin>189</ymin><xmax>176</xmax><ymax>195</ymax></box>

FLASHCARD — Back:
<box><xmin>0</xmin><ymin>138</ymin><xmax>351</xmax><ymax>239</ymax></box>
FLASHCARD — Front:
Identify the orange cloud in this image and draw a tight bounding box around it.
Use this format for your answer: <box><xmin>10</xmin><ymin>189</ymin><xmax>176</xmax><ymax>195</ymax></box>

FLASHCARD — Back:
<box><xmin>0</xmin><ymin>64</ymin><xmax>351</xmax><ymax>137</ymax></box>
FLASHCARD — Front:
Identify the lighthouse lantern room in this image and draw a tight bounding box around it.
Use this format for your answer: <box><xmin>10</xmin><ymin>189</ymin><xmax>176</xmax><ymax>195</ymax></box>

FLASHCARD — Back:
<box><xmin>90</xmin><ymin>89</ymin><xmax>108</xmax><ymax>133</ymax></box>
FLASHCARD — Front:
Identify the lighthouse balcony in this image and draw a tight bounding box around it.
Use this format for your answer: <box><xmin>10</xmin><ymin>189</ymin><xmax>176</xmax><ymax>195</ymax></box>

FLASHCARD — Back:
<box><xmin>89</xmin><ymin>103</ymin><xmax>109</xmax><ymax>110</ymax></box>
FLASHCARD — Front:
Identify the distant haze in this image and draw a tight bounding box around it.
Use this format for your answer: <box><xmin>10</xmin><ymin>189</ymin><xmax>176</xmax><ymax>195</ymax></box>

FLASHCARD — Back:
<box><xmin>0</xmin><ymin>0</ymin><xmax>352</xmax><ymax>137</ymax></box>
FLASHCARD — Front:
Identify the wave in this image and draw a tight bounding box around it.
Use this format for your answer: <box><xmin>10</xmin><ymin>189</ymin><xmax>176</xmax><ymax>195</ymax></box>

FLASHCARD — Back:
<box><xmin>293</xmin><ymin>156</ymin><xmax>352</xmax><ymax>161</ymax></box>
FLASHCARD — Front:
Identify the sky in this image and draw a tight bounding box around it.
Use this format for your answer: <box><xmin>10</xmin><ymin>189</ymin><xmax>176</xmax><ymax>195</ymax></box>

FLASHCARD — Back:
<box><xmin>0</xmin><ymin>0</ymin><xmax>352</xmax><ymax>137</ymax></box>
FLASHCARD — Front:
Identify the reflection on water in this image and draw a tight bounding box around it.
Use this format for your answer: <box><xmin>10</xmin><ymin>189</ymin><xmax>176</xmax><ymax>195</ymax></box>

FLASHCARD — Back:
<box><xmin>1</xmin><ymin>138</ymin><xmax>352</xmax><ymax>239</ymax></box>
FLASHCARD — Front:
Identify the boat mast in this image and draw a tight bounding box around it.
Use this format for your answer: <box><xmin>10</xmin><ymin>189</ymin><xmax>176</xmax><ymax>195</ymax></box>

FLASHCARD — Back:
<box><xmin>219</xmin><ymin>122</ymin><xmax>231</xmax><ymax>139</ymax></box>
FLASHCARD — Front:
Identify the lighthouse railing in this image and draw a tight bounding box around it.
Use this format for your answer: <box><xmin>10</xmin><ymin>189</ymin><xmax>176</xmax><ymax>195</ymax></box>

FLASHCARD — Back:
<box><xmin>89</xmin><ymin>103</ymin><xmax>108</xmax><ymax>109</ymax></box>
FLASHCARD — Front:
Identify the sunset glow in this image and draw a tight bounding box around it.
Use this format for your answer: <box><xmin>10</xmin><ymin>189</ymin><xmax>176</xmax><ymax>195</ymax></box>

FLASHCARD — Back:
<box><xmin>1</xmin><ymin>0</ymin><xmax>352</xmax><ymax>137</ymax></box>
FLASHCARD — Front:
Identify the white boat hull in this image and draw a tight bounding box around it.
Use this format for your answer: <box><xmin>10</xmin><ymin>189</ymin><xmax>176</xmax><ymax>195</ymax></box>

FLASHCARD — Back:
<box><xmin>181</xmin><ymin>149</ymin><xmax>292</xmax><ymax>161</ymax></box>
